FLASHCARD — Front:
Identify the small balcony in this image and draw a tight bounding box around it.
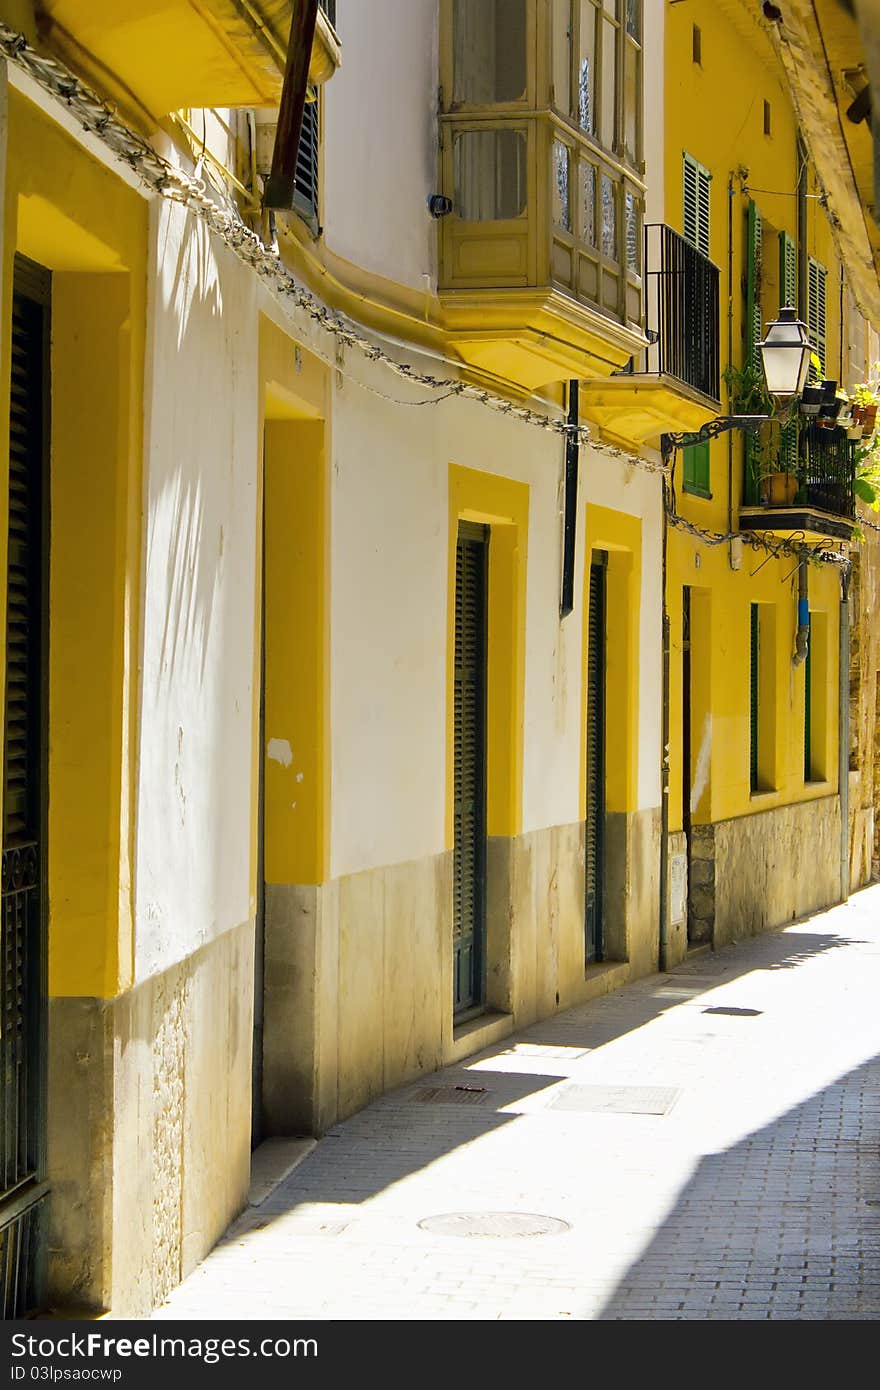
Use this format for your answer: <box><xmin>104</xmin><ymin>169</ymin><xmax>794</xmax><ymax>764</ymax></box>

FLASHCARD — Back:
<box><xmin>739</xmin><ymin>422</ymin><xmax>857</xmax><ymax>542</ymax></box>
<box><xmin>581</xmin><ymin>223</ymin><xmax>721</xmax><ymax>448</ymax></box>
<box><xmin>40</xmin><ymin>0</ymin><xmax>341</xmax><ymax>121</ymax></box>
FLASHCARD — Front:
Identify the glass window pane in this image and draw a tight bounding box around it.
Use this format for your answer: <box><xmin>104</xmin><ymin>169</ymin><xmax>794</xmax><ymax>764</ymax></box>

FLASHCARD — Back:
<box><xmin>601</xmin><ymin>17</ymin><xmax>617</xmax><ymax>149</ymax></box>
<box><xmin>454</xmin><ymin>129</ymin><xmax>527</xmax><ymax>220</ymax></box>
<box><xmin>578</xmin><ymin>1</ymin><xmax>596</xmax><ymax>134</ymax></box>
<box><xmin>580</xmin><ymin>161</ymin><xmax>596</xmax><ymax>246</ymax></box>
<box><xmin>624</xmin><ymin>39</ymin><xmax>639</xmax><ymax>165</ymax></box>
<box><xmin>553</xmin><ymin>0</ymin><xmax>572</xmax><ymax>114</ymax></box>
<box><xmin>553</xmin><ymin>141</ymin><xmax>571</xmax><ymax>231</ymax></box>
<box><xmin>453</xmin><ymin>0</ymin><xmax>527</xmax><ymax>105</ymax></box>
<box><xmin>601</xmin><ymin>173</ymin><xmax>617</xmax><ymax>259</ymax></box>
<box><xmin>625</xmin><ymin>189</ymin><xmax>639</xmax><ymax>272</ymax></box>
<box><xmin>626</xmin><ymin>0</ymin><xmax>640</xmax><ymax>41</ymax></box>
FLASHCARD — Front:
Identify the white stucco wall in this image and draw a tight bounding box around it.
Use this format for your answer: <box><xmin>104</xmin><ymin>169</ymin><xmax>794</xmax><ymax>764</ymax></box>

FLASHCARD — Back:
<box><xmin>328</xmin><ymin>350</ymin><xmax>664</xmax><ymax>881</ymax></box>
<box><xmin>134</xmin><ymin>201</ymin><xmax>259</xmax><ymax>982</ymax></box>
<box><xmin>323</xmin><ymin>0</ymin><xmax>438</xmax><ymax>293</ymax></box>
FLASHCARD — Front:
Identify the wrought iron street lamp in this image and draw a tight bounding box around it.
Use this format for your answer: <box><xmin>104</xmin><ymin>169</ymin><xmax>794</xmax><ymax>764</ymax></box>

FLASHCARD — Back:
<box><xmin>660</xmin><ymin>305</ymin><xmax>815</xmax><ymax>463</ymax></box>
<box><xmin>756</xmin><ymin>306</ymin><xmax>813</xmax><ymax>398</ymax></box>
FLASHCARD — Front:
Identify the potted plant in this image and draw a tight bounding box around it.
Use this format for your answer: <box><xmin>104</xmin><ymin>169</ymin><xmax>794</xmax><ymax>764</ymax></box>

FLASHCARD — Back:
<box><xmin>853</xmin><ymin>378</ymin><xmax>878</xmax><ymax>436</ymax></box>
<box><xmin>759</xmin><ymin>466</ymin><xmax>799</xmax><ymax>505</ymax></box>
<box><xmin>722</xmin><ymin>360</ymin><xmax>772</xmax><ymax>417</ymax></box>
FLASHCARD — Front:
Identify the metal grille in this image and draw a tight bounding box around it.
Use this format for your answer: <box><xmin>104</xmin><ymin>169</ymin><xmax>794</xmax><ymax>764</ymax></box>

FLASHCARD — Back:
<box><xmin>318</xmin><ymin>0</ymin><xmax>336</xmax><ymax>27</ymax></box>
<box><xmin>800</xmin><ymin>423</ymin><xmax>856</xmax><ymax>519</ymax></box>
<box><xmin>294</xmin><ymin>98</ymin><xmax>319</xmax><ymax>224</ymax></box>
<box><xmin>585</xmin><ymin>554</ymin><xmax>606</xmax><ymax>965</ymax></box>
<box><xmin>453</xmin><ymin>524</ymin><xmax>487</xmax><ymax>1015</ymax></box>
<box><xmin>0</xmin><ymin>1194</ymin><xmax>45</xmax><ymax>1318</ymax></box>
<box><xmin>1</xmin><ymin>258</ymin><xmax>48</xmax><ymax>1318</ymax></box>
<box><xmin>643</xmin><ymin>223</ymin><xmax>720</xmax><ymax>403</ymax></box>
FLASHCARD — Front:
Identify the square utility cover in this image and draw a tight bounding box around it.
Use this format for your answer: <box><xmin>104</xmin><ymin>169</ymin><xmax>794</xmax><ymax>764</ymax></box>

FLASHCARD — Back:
<box><xmin>548</xmin><ymin>1084</ymin><xmax>680</xmax><ymax>1115</ymax></box>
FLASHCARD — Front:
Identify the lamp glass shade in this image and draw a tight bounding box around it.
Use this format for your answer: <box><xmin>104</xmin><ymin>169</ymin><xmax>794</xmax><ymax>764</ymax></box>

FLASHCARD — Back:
<box><xmin>757</xmin><ymin>306</ymin><xmax>813</xmax><ymax>397</ymax></box>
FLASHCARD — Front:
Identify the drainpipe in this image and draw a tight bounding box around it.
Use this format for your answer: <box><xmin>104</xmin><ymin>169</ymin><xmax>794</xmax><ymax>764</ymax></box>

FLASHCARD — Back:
<box><xmin>560</xmin><ymin>381</ymin><xmax>579</xmax><ymax>619</ymax></box>
<box><xmin>839</xmin><ymin>564</ymin><xmax>851</xmax><ymax>902</ymax></box>
<box><xmin>263</xmin><ymin>0</ymin><xmax>319</xmax><ymax>210</ymax></box>
<box><xmin>792</xmin><ymin>559</ymin><xmax>809</xmax><ymax>667</ymax></box>
<box><xmin>658</xmin><ymin>473</ymin><xmax>671</xmax><ymax>973</ymax></box>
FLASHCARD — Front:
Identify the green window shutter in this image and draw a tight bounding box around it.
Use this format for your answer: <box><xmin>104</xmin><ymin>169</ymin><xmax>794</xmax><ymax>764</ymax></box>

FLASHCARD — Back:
<box><xmin>750</xmin><ymin>604</ymin><xmax>759</xmax><ymax>793</ymax></box>
<box><xmin>779</xmin><ymin>231</ymin><xmax>797</xmax><ymax>307</ymax></box>
<box><xmin>804</xmin><ymin>621</ymin><xmax>812</xmax><ymax>782</ymax></box>
<box><xmin>746</xmin><ymin>200</ymin><xmax>763</xmax><ymax>366</ymax></box>
<box><xmin>808</xmin><ymin>257</ymin><xmax>827</xmax><ymax>378</ymax></box>
<box><xmin>683</xmin><ymin>440</ymin><xmax>710</xmax><ymax>495</ymax></box>
<box><xmin>779</xmin><ymin>231</ymin><xmax>798</xmax><ymax>473</ymax></box>
<box><xmin>453</xmin><ymin>521</ymin><xmax>488</xmax><ymax>1015</ymax></box>
<box><xmin>744</xmin><ymin>202</ymin><xmax>763</xmax><ymax>501</ymax></box>
<box><xmin>683</xmin><ymin>153</ymin><xmax>710</xmax><ymax>256</ymax></box>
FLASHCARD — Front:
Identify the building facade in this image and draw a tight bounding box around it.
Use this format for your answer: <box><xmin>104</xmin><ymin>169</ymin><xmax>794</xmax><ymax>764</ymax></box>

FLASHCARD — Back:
<box><xmin>0</xmin><ymin>0</ymin><xmax>876</xmax><ymax>1319</ymax></box>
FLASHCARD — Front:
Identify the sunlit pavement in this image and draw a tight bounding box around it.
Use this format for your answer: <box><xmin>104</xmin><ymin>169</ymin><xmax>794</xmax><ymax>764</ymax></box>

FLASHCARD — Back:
<box><xmin>154</xmin><ymin>887</ymin><xmax>880</xmax><ymax>1320</ymax></box>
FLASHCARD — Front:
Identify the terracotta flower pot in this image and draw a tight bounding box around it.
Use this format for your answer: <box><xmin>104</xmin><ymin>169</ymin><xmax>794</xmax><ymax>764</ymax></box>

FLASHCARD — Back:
<box><xmin>863</xmin><ymin>404</ymin><xmax>877</xmax><ymax>433</ymax></box>
<box><xmin>761</xmin><ymin>471</ymin><xmax>798</xmax><ymax>506</ymax></box>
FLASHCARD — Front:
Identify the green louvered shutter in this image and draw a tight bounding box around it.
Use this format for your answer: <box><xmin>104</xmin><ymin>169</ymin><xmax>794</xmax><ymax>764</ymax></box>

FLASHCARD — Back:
<box><xmin>453</xmin><ymin>523</ymin><xmax>488</xmax><ymax>1015</ymax></box>
<box><xmin>683</xmin><ymin>153</ymin><xmax>710</xmax><ymax>256</ymax></box>
<box><xmin>750</xmin><ymin>604</ymin><xmax>759</xmax><ymax>793</ymax></box>
<box><xmin>683</xmin><ymin>440</ymin><xmax>711</xmax><ymax>495</ymax></box>
<box><xmin>779</xmin><ymin>231</ymin><xmax>799</xmax><ymax>475</ymax></box>
<box><xmin>804</xmin><ymin>621</ymin><xmax>812</xmax><ymax>782</ymax></box>
<box><xmin>744</xmin><ymin>201</ymin><xmax>763</xmax><ymax>502</ymax></box>
<box><xmin>808</xmin><ymin>258</ymin><xmax>827</xmax><ymax>379</ymax></box>
<box><xmin>585</xmin><ymin>553</ymin><xmax>607</xmax><ymax>966</ymax></box>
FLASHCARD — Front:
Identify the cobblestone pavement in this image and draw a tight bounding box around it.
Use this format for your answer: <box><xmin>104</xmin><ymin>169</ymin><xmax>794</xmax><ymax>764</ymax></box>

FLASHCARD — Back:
<box><xmin>155</xmin><ymin>889</ymin><xmax>880</xmax><ymax>1320</ymax></box>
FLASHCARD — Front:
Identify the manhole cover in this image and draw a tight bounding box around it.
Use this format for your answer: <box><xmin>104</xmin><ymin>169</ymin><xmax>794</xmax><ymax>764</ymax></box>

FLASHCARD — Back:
<box><xmin>411</xmin><ymin>1085</ymin><xmax>491</xmax><ymax>1105</ymax></box>
<box><xmin>549</xmin><ymin>1084</ymin><xmax>680</xmax><ymax>1115</ymax></box>
<box><xmin>418</xmin><ymin>1212</ymin><xmax>570</xmax><ymax>1238</ymax></box>
<box><xmin>702</xmin><ymin>1006</ymin><xmax>762</xmax><ymax>1017</ymax></box>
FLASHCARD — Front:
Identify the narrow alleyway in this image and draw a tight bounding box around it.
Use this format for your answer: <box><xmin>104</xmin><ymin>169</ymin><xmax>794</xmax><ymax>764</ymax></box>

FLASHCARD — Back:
<box><xmin>155</xmin><ymin>889</ymin><xmax>880</xmax><ymax>1321</ymax></box>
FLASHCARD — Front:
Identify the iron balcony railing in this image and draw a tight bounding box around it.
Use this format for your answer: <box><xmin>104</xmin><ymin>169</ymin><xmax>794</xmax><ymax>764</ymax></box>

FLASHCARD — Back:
<box><xmin>319</xmin><ymin>0</ymin><xmax>336</xmax><ymax>27</ymax></box>
<box><xmin>798</xmin><ymin>423</ymin><xmax>856</xmax><ymax>518</ymax></box>
<box><xmin>744</xmin><ymin>422</ymin><xmax>857</xmax><ymax>518</ymax></box>
<box><xmin>642</xmin><ymin>223</ymin><xmax>720</xmax><ymax>403</ymax></box>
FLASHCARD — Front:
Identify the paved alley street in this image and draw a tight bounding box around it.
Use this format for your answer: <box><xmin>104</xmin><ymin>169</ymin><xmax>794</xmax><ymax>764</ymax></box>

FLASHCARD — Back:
<box><xmin>155</xmin><ymin>889</ymin><xmax>880</xmax><ymax>1321</ymax></box>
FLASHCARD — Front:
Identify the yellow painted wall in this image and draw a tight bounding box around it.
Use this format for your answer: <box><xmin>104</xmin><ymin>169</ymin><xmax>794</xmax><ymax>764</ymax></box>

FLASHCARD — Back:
<box><xmin>258</xmin><ymin>316</ymin><xmax>330</xmax><ymax>889</ymax></box>
<box><xmin>1</xmin><ymin>91</ymin><xmax>146</xmax><ymax>998</ymax></box>
<box><xmin>667</xmin><ymin>530</ymin><xmax>840</xmax><ymax>833</ymax></box>
<box><xmin>446</xmin><ymin>464</ymin><xmax>528</xmax><ymax>847</ymax></box>
<box><xmin>664</xmin><ymin>1</ymin><xmax>844</xmax><ymax>835</ymax></box>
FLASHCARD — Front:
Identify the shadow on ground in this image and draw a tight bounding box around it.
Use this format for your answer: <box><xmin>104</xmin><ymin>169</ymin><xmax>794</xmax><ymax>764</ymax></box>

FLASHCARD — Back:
<box><xmin>597</xmin><ymin>1051</ymin><xmax>880</xmax><ymax>1319</ymax></box>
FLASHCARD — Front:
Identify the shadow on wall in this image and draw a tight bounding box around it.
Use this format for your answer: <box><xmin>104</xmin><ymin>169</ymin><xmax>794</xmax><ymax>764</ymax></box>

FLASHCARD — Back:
<box><xmin>598</xmin><ymin>1049</ymin><xmax>880</xmax><ymax>1319</ymax></box>
<box><xmin>146</xmin><ymin>211</ymin><xmax>228</xmax><ymax>692</ymax></box>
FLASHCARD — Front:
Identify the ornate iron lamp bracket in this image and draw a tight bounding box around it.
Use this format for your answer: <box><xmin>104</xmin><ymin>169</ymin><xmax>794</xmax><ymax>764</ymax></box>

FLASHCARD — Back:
<box><xmin>660</xmin><ymin>415</ymin><xmax>771</xmax><ymax>464</ymax></box>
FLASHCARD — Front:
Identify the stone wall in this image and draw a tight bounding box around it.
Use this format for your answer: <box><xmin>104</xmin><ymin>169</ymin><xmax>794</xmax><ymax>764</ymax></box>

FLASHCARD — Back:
<box><xmin>262</xmin><ymin>809</ymin><xmax>661</xmax><ymax>1135</ymax></box>
<box><xmin>679</xmin><ymin>796</ymin><xmax>842</xmax><ymax>951</ymax></box>
<box><xmin>47</xmin><ymin>921</ymin><xmax>253</xmax><ymax>1318</ymax></box>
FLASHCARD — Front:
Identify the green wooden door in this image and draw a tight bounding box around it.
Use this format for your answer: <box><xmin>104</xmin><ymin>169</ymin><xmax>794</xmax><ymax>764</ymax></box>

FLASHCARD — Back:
<box><xmin>0</xmin><ymin>255</ymin><xmax>50</xmax><ymax>1316</ymax></box>
<box><xmin>585</xmin><ymin>553</ymin><xmax>607</xmax><ymax>966</ymax></box>
<box><xmin>453</xmin><ymin>523</ymin><xmax>488</xmax><ymax>1016</ymax></box>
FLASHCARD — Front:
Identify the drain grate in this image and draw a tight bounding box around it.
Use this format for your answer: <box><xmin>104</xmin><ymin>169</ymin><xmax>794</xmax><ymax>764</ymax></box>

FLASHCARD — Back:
<box><xmin>702</xmin><ymin>1006</ymin><xmax>763</xmax><ymax>1017</ymax></box>
<box><xmin>411</xmin><ymin>1085</ymin><xmax>491</xmax><ymax>1106</ymax></box>
<box><xmin>418</xmin><ymin>1212</ymin><xmax>570</xmax><ymax>1238</ymax></box>
<box><xmin>549</xmin><ymin>1084</ymin><xmax>680</xmax><ymax>1115</ymax></box>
